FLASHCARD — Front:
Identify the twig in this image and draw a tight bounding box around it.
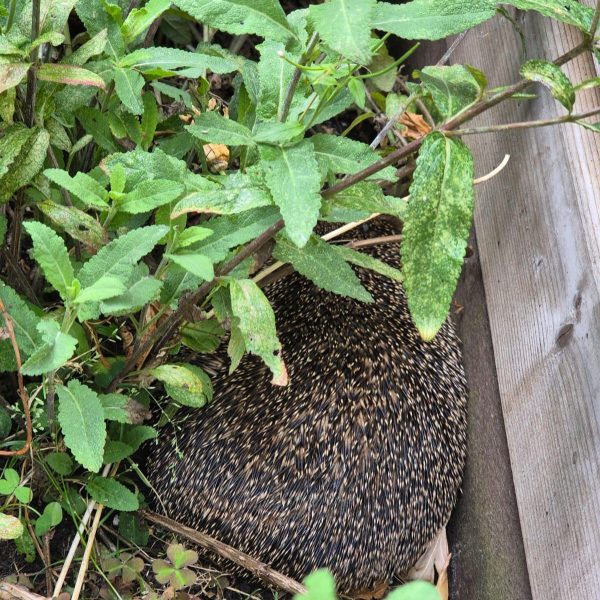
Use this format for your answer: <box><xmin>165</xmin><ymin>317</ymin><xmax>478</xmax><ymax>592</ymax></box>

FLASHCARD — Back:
<box><xmin>52</xmin><ymin>464</ymin><xmax>111</xmax><ymax>598</ymax></box>
<box><xmin>24</xmin><ymin>0</ymin><xmax>40</xmax><ymax>128</ymax></box>
<box><xmin>448</xmin><ymin>106</ymin><xmax>600</xmax><ymax>135</ymax></box>
<box><xmin>279</xmin><ymin>32</ymin><xmax>319</xmax><ymax>122</ymax></box>
<box><xmin>436</xmin><ymin>30</ymin><xmax>469</xmax><ymax>66</ymax></box>
<box><xmin>43</xmin><ymin>533</ymin><xmax>53</xmax><ymax>596</ymax></box>
<box><xmin>0</xmin><ymin>298</ymin><xmax>32</xmax><ymax>457</ymax></box>
<box><xmin>140</xmin><ymin>510</ymin><xmax>307</xmax><ymax>596</ymax></box>
<box><xmin>473</xmin><ymin>154</ymin><xmax>511</xmax><ymax>185</ymax></box>
<box><xmin>71</xmin><ymin>504</ymin><xmax>104</xmax><ymax>600</ymax></box>
<box><xmin>143</xmin><ymin>16</ymin><xmax>162</xmax><ymax>48</ymax></box>
<box><xmin>0</xmin><ymin>582</ymin><xmax>48</xmax><ymax>600</ymax></box>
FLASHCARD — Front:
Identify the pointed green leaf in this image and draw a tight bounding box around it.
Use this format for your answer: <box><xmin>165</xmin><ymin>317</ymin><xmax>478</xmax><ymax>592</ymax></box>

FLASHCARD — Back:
<box><xmin>23</xmin><ymin>221</ymin><xmax>74</xmax><ymax>300</ymax></box>
<box><xmin>141</xmin><ymin>91</ymin><xmax>158</xmax><ymax>150</ymax></box>
<box><xmin>150</xmin><ymin>363</ymin><xmax>214</xmax><ymax>407</ymax></box>
<box><xmin>401</xmin><ymin>132</ymin><xmax>474</xmax><ymax>340</ymax></box>
<box><xmin>259</xmin><ymin>140</ymin><xmax>321</xmax><ymax>247</ymax></box>
<box><xmin>520</xmin><ymin>59</ymin><xmax>575</xmax><ymax>111</ymax></box>
<box><xmin>117</xmin><ymin>180</ymin><xmax>184</xmax><ymax>214</ymax></box>
<box><xmin>64</xmin><ymin>29</ymin><xmax>108</xmax><ymax>66</ymax></box>
<box><xmin>21</xmin><ymin>320</ymin><xmax>77</xmax><ymax>376</ymax></box>
<box><xmin>229</xmin><ymin>279</ymin><xmax>287</xmax><ymax>385</ymax></box>
<box><xmin>421</xmin><ymin>64</ymin><xmax>482</xmax><ymax>119</ymax></box>
<box><xmin>113</xmin><ymin>67</ymin><xmax>145</xmax><ymax>115</ymax></box>
<box><xmin>36</xmin><ymin>63</ymin><xmax>106</xmax><ymax>89</ymax></box>
<box><xmin>100</xmin><ymin>276</ymin><xmax>163</xmax><ymax>316</ymax></box>
<box><xmin>122</xmin><ymin>0</ymin><xmax>171</xmax><ymax>43</ymax></box>
<box><xmin>506</xmin><ymin>0</ymin><xmax>592</xmax><ymax>31</ymax></box>
<box><xmin>86</xmin><ymin>476</ymin><xmax>139</xmax><ymax>511</ymax></box>
<box><xmin>186</xmin><ymin>112</ymin><xmax>254</xmax><ymax>146</ymax></box>
<box><xmin>57</xmin><ymin>380</ymin><xmax>106</xmax><ymax>473</ymax></box>
<box><xmin>173</xmin><ymin>0</ymin><xmax>295</xmax><ymax>43</ymax></box>
<box><xmin>0</xmin><ymin>63</ymin><xmax>31</xmax><ymax>94</ymax></box>
<box><xmin>309</xmin><ymin>0</ymin><xmax>375</xmax><ymax>65</ymax></box>
<box><xmin>273</xmin><ymin>235</ymin><xmax>373</xmax><ymax>303</ymax></box>
<box><xmin>333</xmin><ymin>245</ymin><xmax>403</xmax><ymax>282</ymax></box>
<box><xmin>45</xmin><ymin>453</ymin><xmax>74</xmax><ymax>476</ymax></box>
<box><xmin>166</xmin><ymin>254</ymin><xmax>214</xmax><ymax>281</ymax></box>
<box><xmin>75</xmin><ymin>276</ymin><xmax>127</xmax><ymax>304</ymax></box>
<box><xmin>44</xmin><ymin>168</ymin><xmax>109</xmax><ymax>209</ymax></box>
<box><xmin>0</xmin><ymin>126</ymin><xmax>34</xmax><ymax>181</ymax></box>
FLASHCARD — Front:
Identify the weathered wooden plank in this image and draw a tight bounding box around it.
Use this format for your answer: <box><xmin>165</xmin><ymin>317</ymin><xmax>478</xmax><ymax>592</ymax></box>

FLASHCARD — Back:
<box><xmin>451</xmin><ymin>8</ymin><xmax>600</xmax><ymax>600</ymax></box>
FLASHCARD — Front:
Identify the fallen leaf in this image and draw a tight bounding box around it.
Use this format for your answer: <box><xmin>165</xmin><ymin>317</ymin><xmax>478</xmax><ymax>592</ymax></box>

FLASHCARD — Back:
<box><xmin>399</xmin><ymin>112</ymin><xmax>432</xmax><ymax>140</ymax></box>
<box><xmin>352</xmin><ymin>580</ymin><xmax>389</xmax><ymax>599</ymax></box>
<box><xmin>407</xmin><ymin>527</ymin><xmax>450</xmax><ymax>583</ymax></box>
<box><xmin>203</xmin><ymin>144</ymin><xmax>229</xmax><ymax>173</ymax></box>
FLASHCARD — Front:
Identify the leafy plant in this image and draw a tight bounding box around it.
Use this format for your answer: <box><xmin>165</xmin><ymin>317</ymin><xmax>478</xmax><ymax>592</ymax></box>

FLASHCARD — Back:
<box><xmin>0</xmin><ymin>0</ymin><xmax>598</xmax><ymax>595</ymax></box>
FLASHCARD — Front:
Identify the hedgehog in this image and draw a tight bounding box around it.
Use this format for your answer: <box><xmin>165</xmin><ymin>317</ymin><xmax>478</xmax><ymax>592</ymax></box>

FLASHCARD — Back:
<box><xmin>144</xmin><ymin>219</ymin><xmax>468</xmax><ymax>593</ymax></box>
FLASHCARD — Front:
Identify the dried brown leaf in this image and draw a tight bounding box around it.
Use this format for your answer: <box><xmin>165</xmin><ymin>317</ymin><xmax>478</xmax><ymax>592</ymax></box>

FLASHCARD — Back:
<box><xmin>399</xmin><ymin>112</ymin><xmax>432</xmax><ymax>140</ymax></box>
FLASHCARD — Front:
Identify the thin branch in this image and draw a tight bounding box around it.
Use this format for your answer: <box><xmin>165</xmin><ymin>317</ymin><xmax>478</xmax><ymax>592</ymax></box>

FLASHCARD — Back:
<box><xmin>0</xmin><ymin>582</ymin><xmax>48</xmax><ymax>600</ymax></box>
<box><xmin>71</xmin><ymin>504</ymin><xmax>104</xmax><ymax>600</ymax></box>
<box><xmin>278</xmin><ymin>31</ymin><xmax>319</xmax><ymax>122</ymax></box>
<box><xmin>448</xmin><ymin>106</ymin><xmax>600</xmax><ymax>136</ymax></box>
<box><xmin>24</xmin><ymin>0</ymin><xmax>40</xmax><ymax>128</ymax></box>
<box><xmin>437</xmin><ymin>30</ymin><xmax>469</xmax><ymax>66</ymax></box>
<box><xmin>141</xmin><ymin>510</ymin><xmax>307</xmax><ymax>596</ymax></box>
<box><xmin>0</xmin><ymin>298</ymin><xmax>32</xmax><ymax>457</ymax></box>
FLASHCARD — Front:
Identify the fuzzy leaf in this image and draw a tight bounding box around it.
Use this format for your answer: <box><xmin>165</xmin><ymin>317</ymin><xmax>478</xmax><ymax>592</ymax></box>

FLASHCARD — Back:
<box><xmin>37</xmin><ymin>200</ymin><xmax>107</xmax><ymax>250</ymax></box>
<box><xmin>36</xmin><ymin>63</ymin><xmax>106</xmax><ymax>89</ymax></box>
<box><xmin>44</xmin><ymin>168</ymin><xmax>108</xmax><ymax>208</ymax></box>
<box><xmin>0</xmin><ymin>63</ymin><xmax>31</xmax><ymax>94</ymax></box>
<box><xmin>259</xmin><ymin>140</ymin><xmax>320</xmax><ymax>247</ymax></box>
<box><xmin>309</xmin><ymin>0</ymin><xmax>375</xmax><ymax>65</ymax></box>
<box><xmin>273</xmin><ymin>236</ymin><xmax>373</xmax><ymax>303</ymax></box>
<box><xmin>57</xmin><ymin>380</ymin><xmax>106</xmax><ymax>473</ymax></box>
<box><xmin>151</xmin><ymin>363</ymin><xmax>214</xmax><ymax>407</ymax></box>
<box><xmin>520</xmin><ymin>59</ymin><xmax>575</xmax><ymax>111</ymax></box>
<box><xmin>294</xmin><ymin>569</ymin><xmax>336</xmax><ymax>600</ymax></box>
<box><xmin>401</xmin><ymin>132</ymin><xmax>474</xmax><ymax>340</ymax></box>
<box><xmin>113</xmin><ymin>67</ymin><xmax>145</xmax><ymax>115</ymax></box>
<box><xmin>311</xmin><ymin>134</ymin><xmax>397</xmax><ymax>181</ymax></box>
<box><xmin>75</xmin><ymin>276</ymin><xmax>127</xmax><ymax>304</ymax></box>
<box><xmin>122</xmin><ymin>425</ymin><xmax>158</xmax><ymax>452</ymax></box>
<box><xmin>21</xmin><ymin>320</ymin><xmax>77</xmax><ymax>376</ymax></box>
<box><xmin>0</xmin><ymin>513</ymin><xmax>24</xmax><ymax>540</ymax></box>
<box><xmin>173</xmin><ymin>0</ymin><xmax>295</xmax><ymax>42</ymax></box>
<box><xmin>100</xmin><ymin>277</ymin><xmax>163</xmax><ymax>316</ymax></box>
<box><xmin>141</xmin><ymin>91</ymin><xmax>158</xmax><ymax>150</ymax></box>
<box><xmin>45</xmin><ymin>453</ymin><xmax>74</xmax><ymax>476</ymax></box>
<box><xmin>118</xmin><ymin>46</ymin><xmax>237</xmax><ymax>74</ymax></box>
<box><xmin>117</xmin><ymin>180</ymin><xmax>184</xmax><ymax>213</ymax></box>
<box><xmin>229</xmin><ymin>279</ymin><xmax>287</xmax><ymax>385</ymax></box>
<box><xmin>166</xmin><ymin>254</ymin><xmax>214</xmax><ymax>281</ymax></box>
<box><xmin>420</xmin><ymin>65</ymin><xmax>482</xmax><ymax>119</ymax></box>
<box><xmin>23</xmin><ymin>221</ymin><xmax>74</xmax><ymax>301</ymax></box>
<box><xmin>506</xmin><ymin>0</ymin><xmax>592</xmax><ymax>31</ymax></box>
<box><xmin>64</xmin><ymin>29</ymin><xmax>108</xmax><ymax>66</ymax></box>
<box><xmin>122</xmin><ymin>0</ymin><xmax>171</xmax><ymax>43</ymax></box>
<box><xmin>86</xmin><ymin>476</ymin><xmax>139</xmax><ymax>511</ymax></box>
<box><xmin>372</xmin><ymin>0</ymin><xmax>496</xmax><ymax>40</ymax></box>
<box><xmin>35</xmin><ymin>502</ymin><xmax>63</xmax><ymax>537</ymax></box>
<box><xmin>0</xmin><ymin>126</ymin><xmax>34</xmax><ymax>181</ymax></box>
<box><xmin>0</xmin><ymin>127</ymin><xmax>49</xmax><ymax>203</ymax></box>
<box><xmin>77</xmin><ymin>225</ymin><xmax>168</xmax><ymax>320</ymax></box>
<box><xmin>334</xmin><ymin>246</ymin><xmax>403</xmax><ymax>282</ymax></box>
<box><xmin>186</xmin><ymin>112</ymin><xmax>254</xmax><ymax>146</ymax></box>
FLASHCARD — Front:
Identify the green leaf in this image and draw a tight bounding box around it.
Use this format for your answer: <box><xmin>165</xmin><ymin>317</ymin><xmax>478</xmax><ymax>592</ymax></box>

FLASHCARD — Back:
<box><xmin>117</xmin><ymin>180</ymin><xmax>184</xmax><ymax>213</ymax></box>
<box><xmin>118</xmin><ymin>46</ymin><xmax>237</xmax><ymax>74</ymax></box>
<box><xmin>520</xmin><ymin>59</ymin><xmax>575</xmax><ymax>111</ymax></box>
<box><xmin>122</xmin><ymin>425</ymin><xmax>157</xmax><ymax>452</ymax></box>
<box><xmin>36</xmin><ymin>63</ymin><xmax>106</xmax><ymax>89</ymax></box>
<box><xmin>229</xmin><ymin>279</ymin><xmax>287</xmax><ymax>385</ymax></box>
<box><xmin>141</xmin><ymin>91</ymin><xmax>158</xmax><ymax>150</ymax></box>
<box><xmin>113</xmin><ymin>67</ymin><xmax>145</xmax><ymax>115</ymax></box>
<box><xmin>44</xmin><ymin>168</ymin><xmax>109</xmax><ymax>209</ymax></box>
<box><xmin>181</xmin><ymin>319</ymin><xmax>224</xmax><ymax>353</ymax></box>
<box><xmin>86</xmin><ymin>476</ymin><xmax>139</xmax><ymax>511</ymax></box>
<box><xmin>0</xmin><ymin>513</ymin><xmax>24</xmax><ymax>540</ymax></box>
<box><xmin>150</xmin><ymin>363</ymin><xmax>214</xmax><ymax>407</ymax></box>
<box><xmin>100</xmin><ymin>276</ymin><xmax>163</xmax><ymax>316</ymax></box>
<box><xmin>76</xmin><ymin>107</ymin><xmax>118</xmax><ymax>153</ymax></box>
<box><xmin>23</xmin><ymin>221</ymin><xmax>74</xmax><ymax>301</ymax></box>
<box><xmin>372</xmin><ymin>0</ymin><xmax>496</xmax><ymax>40</ymax></box>
<box><xmin>57</xmin><ymin>380</ymin><xmax>106</xmax><ymax>473</ymax></box>
<box><xmin>21</xmin><ymin>320</ymin><xmax>77</xmax><ymax>376</ymax></box>
<box><xmin>0</xmin><ymin>63</ymin><xmax>31</xmax><ymax>94</ymax></box>
<box><xmin>0</xmin><ymin>127</ymin><xmax>50</xmax><ymax>203</ymax></box>
<box><xmin>64</xmin><ymin>29</ymin><xmax>108</xmax><ymax>66</ymax></box>
<box><xmin>311</xmin><ymin>134</ymin><xmax>397</xmax><ymax>181</ymax></box>
<box><xmin>38</xmin><ymin>200</ymin><xmax>108</xmax><ymax>250</ymax></box>
<box><xmin>14</xmin><ymin>486</ymin><xmax>32</xmax><ymax>504</ymax></box>
<box><xmin>420</xmin><ymin>64</ymin><xmax>482</xmax><ymax>119</ymax></box>
<box><xmin>166</xmin><ymin>254</ymin><xmax>214</xmax><ymax>281</ymax></box>
<box><xmin>173</xmin><ymin>0</ymin><xmax>295</xmax><ymax>42</ymax></box>
<box><xmin>122</xmin><ymin>0</ymin><xmax>171</xmax><ymax>43</ymax></box>
<box><xmin>186</xmin><ymin>112</ymin><xmax>254</xmax><ymax>146</ymax></box>
<box><xmin>309</xmin><ymin>0</ymin><xmax>375</xmax><ymax>65</ymax></box>
<box><xmin>273</xmin><ymin>235</ymin><xmax>373</xmax><ymax>303</ymax></box>
<box><xmin>294</xmin><ymin>569</ymin><xmax>336</xmax><ymax>600</ymax></box>
<box><xmin>75</xmin><ymin>276</ymin><xmax>127</xmax><ymax>304</ymax></box>
<box><xmin>259</xmin><ymin>140</ymin><xmax>321</xmax><ymax>247</ymax></box>
<box><xmin>385</xmin><ymin>581</ymin><xmax>441</xmax><ymax>600</ymax></box>
<box><xmin>322</xmin><ymin>181</ymin><xmax>408</xmax><ymax>222</ymax></box>
<box><xmin>0</xmin><ymin>407</ymin><xmax>11</xmax><ymax>438</ymax></box>
<box><xmin>100</xmin><ymin>393</ymin><xmax>133</xmax><ymax>423</ymax></box>
<box><xmin>35</xmin><ymin>502</ymin><xmax>62</xmax><ymax>537</ymax></box>
<box><xmin>333</xmin><ymin>246</ymin><xmax>403</xmax><ymax>282</ymax></box>
<box><xmin>401</xmin><ymin>132</ymin><xmax>474</xmax><ymax>340</ymax></box>
<box><xmin>77</xmin><ymin>225</ymin><xmax>168</xmax><ymax>320</ymax></box>
<box><xmin>576</xmin><ymin>120</ymin><xmax>600</xmax><ymax>133</ymax></box>
<box><xmin>0</xmin><ymin>282</ymin><xmax>42</xmax><ymax>372</ymax></box>
<box><xmin>0</xmin><ymin>469</ymin><xmax>19</xmax><ymax>495</ymax></box>
<box><xmin>0</xmin><ymin>125</ymin><xmax>34</xmax><ymax>180</ymax></box>
<box><xmin>103</xmin><ymin>440</ymin><xmax>135</xmax><ymax>464</ymax></box>
<box><xmin>506</xmin><ymin>0</ymin><xmax>592</xmax><ymax>31</ymax></box>
<box><xmin>45</xmin><ymin>453</ymin><xmax>74</xmax><ymax>476</ymax></box>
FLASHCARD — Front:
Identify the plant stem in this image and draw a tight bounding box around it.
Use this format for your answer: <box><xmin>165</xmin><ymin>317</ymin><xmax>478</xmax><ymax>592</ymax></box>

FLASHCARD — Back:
<box><xmin>25</xmin><ymin>0</ymin><xmax>40</xmax><ymax>128</ymax></box>
<box><xmin>448</xmin><ymin>106</ymin><xmax>600</xmax><ymax>135</ymax></box>
<box><xmin>278</xmin><ymin>31</ymin><xmax>319</xmax><ymax>122</ymax></box>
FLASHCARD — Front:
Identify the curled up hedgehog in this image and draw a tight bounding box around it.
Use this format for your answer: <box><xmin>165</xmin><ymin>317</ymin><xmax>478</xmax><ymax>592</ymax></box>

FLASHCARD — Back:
<box><xmin>143</xmin><ymin>219</ymin><xmax>468</xmax><ymax>593</ymax></box>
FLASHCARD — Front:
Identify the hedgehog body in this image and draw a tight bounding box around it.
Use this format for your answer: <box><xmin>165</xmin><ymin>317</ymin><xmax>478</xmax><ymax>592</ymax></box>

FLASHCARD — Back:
<box><xmin>145</xmin><ymin>221</ymin><xmax>468</xmax><ymax>592</ymax></box>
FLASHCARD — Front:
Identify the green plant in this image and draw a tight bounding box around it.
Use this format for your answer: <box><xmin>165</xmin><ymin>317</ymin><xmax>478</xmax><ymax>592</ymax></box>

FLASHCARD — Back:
<box><xmin>0</xmin><ymin>0</ymin><xmax>598</xmax><ymax>595</ymax></box>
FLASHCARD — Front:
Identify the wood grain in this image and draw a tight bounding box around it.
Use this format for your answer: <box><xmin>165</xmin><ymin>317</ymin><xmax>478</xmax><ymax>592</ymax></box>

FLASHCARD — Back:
<box><xmin>451</xmin><ymin>7</ymin><xmax>600</xmax><ymax>599</ymax></box>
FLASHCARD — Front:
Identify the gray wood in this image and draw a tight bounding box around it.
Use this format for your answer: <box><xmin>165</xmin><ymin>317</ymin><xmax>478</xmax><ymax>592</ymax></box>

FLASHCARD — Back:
<box><xmin>451</xmin><ymin>9</ymin><xmax>600</xmax><ymax>600</ymax></box>
<box><xmin>448</xmin><ymin>232</ymin><xmax>532</xmax><ymax>600</ymax></box>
